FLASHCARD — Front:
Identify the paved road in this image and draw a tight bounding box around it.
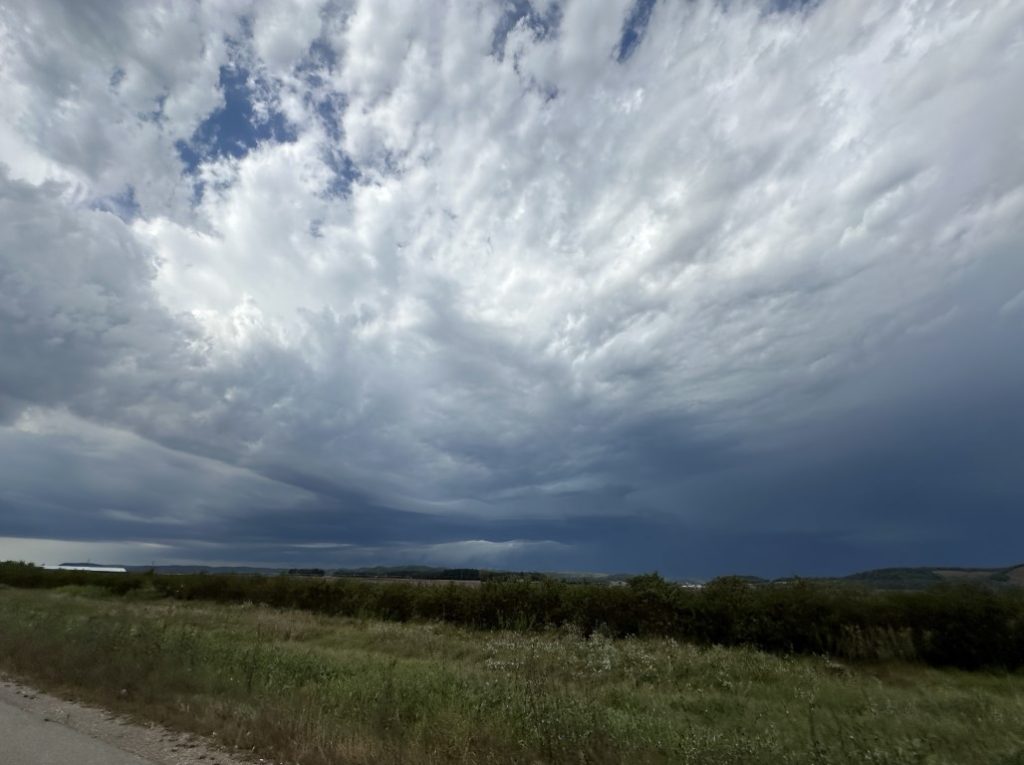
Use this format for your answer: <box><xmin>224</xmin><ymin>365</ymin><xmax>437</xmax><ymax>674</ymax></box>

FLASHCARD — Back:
<box><xmin>0</xmin><ymin>695</ymin><xmax>155</xmax><ymax>765</ymax></box>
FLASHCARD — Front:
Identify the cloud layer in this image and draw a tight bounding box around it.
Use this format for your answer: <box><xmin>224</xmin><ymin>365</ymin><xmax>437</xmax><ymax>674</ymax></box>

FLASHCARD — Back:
<box><xmin>1</xmin><ymin>0</ymin><xmax>1022</xmax><ymax>576</ymax></box>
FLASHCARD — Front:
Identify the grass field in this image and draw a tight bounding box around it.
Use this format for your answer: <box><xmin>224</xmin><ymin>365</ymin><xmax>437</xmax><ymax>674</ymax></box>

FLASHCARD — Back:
<box><xmin>1</xmin><ymin>585</ymin><xmax>1023</xmax><ymax>765</ymax></box>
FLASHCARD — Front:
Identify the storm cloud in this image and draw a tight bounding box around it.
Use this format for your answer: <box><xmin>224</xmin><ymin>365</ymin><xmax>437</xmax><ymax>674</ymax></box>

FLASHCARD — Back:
<box><xmin>0</xmin><ymin>0</ymin><xmax>1022</xmax><ymax>577</ymax></box>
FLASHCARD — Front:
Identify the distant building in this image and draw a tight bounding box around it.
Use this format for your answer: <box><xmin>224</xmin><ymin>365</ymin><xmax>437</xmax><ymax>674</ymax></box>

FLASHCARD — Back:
<box><xmin>43</xmin><ymin>564</ymin><xmax>128</xmax><ymax>573</ymax></box>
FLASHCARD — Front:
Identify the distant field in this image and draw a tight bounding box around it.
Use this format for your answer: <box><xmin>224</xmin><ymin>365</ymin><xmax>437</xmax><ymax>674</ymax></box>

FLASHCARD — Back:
<box><xmin>1</xmin><ymin>586</ymin><xmax>1023</xmax><ymax>765</ymax></box>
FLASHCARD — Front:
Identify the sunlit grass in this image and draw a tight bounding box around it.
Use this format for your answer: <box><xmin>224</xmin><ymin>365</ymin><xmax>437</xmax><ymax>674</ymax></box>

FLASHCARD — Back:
<box><xmin>1</xmin><ymin>586</ymin><xmax>1022</xmax><ymax>764</ymax></box>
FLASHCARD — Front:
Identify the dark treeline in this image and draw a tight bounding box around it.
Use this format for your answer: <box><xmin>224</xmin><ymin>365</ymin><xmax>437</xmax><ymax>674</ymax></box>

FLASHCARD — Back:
<box><xmin>331</xmin><ymin>567</ymin><xmax>485</xmax><ymax>581</ymax></box>
<box><xmin>2</xmin><ymin>562</ymin><xmax>1022</xmax><ymax>671</ymax></box>
<box><xmin>287</xmin><ymin>568</ymin><xmax>327</xmax><ymax>577</ymax></box>
<box><xmin>328</xmin><ymin>567</ymin><xmax>551</xmax><ymax>581</ymax></box>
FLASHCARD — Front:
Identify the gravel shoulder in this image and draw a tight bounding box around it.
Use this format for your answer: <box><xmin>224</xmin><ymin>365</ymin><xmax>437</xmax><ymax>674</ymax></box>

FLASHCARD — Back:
<box><xmin>0</xmin><ymin>677</ymin><xmax>255</xmax><ymax>765</ymax></box>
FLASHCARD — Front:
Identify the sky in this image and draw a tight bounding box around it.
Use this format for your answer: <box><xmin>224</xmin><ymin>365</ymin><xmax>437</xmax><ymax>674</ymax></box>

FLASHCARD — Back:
<box><xmin>0</xmin><ymin>0</ymin><xmax>1022</xmax><ymax>578</ymax></box>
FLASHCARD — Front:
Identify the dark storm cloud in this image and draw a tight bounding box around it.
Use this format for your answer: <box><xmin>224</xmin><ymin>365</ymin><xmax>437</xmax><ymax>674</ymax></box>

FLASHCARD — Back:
<box><xmin>1</xmin><ymin>0</ymin><xmax>1022</xmax><ymax>574</ymax></box>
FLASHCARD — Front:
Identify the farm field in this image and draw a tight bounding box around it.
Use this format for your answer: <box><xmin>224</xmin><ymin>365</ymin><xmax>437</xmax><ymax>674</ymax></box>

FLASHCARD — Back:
<box><xmin>1</xmin><ymin>586</ymin><xmax>1023</xmax><ymax>765</ymax></box>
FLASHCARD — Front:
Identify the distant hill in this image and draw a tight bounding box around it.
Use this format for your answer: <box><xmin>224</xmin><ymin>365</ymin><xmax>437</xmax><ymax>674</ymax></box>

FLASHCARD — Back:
<box><xmin>839</xmin><ymin>564</ymin><xmax>1024</xmax><ymax>590</ymax></box>
<box><xmin>119</xmin><ymin>564</ymin><xmax>285</xmax><ymax>575</ymax></box>
<box><xmin>107</xmin><ymin>564</ymin><xmax>659</xmax><ymax>585</ymax></box>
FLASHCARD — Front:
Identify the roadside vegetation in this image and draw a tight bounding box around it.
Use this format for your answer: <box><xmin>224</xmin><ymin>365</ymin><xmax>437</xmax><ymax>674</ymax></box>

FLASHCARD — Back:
<box><xmin>1</xmin><ymin>585</ymin><xmax>1023</xmax><ymax>764</ymax></box>
<box><xmin>2</xmin><ymin>562</ymin><xmax>1023</xmax><ymax>670</ymax></box>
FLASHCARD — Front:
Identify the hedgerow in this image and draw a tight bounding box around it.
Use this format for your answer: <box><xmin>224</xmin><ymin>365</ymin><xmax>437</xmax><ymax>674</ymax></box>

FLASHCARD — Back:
<box><xmin>2</xmin><ymin>562</ymin><xmax>1020</xmax><ymax>670</ymax></box>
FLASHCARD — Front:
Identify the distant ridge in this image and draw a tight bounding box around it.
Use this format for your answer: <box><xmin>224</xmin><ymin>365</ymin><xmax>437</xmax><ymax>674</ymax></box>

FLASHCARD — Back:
<box><xmin>61</xmin><ymin>562</ymin><xmax>120</xmax><ymax>568</ymax></box>
<box><xmin>59</xmin><ymin>562</ymin><xmax>1024</xmax><ymax>589</ymax></box>
<box><xmin>119</xmin><ymin>564</ymin><xmax>285</xmax><ymax>575</ymax></box>
<box><xmin>839</xmin><ymin>563</ymin><xmax>1024</xmax><ymax>590</ymax></box>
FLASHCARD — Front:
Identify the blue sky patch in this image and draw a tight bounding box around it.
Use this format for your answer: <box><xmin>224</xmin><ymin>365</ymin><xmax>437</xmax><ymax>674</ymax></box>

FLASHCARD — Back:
<box><xmin>323</xmin><ymin>149</ymin><xmax>360</xmax><ymax>198</ymax></box>
<box><xmin>762</xmin><ymin>0</ymin><xmax>821</xmax><ymax>15</ymax></box>
<box><xmin>306</xmin><ymin>38</ymin><xmax>338</xmax><ymax>72</ymax></box>
<box><xmin>618</xmin><ymin>0</ymin><xmax>657</xmax><ymax>62</ymax></box>
<box><xmin>176</xmin><ymin>65</ymin><xmax>296</xmax><ymax>174</ymax></box>
<box><xmin>312</xmin><ymin>92</ymin><xmax>345</xmax><ymax>142</ymax></box>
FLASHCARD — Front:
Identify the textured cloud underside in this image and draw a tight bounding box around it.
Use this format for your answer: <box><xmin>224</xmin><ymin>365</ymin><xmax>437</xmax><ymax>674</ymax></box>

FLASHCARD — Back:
<box><xmin>1</xmin><ymin>0</ymin><xmax>1022</xmax><ymax>573</ymax></box>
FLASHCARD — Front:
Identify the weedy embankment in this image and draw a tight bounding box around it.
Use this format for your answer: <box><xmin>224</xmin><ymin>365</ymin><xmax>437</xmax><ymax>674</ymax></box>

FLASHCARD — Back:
<box><xmin>1</xmin><ymin>586</ymin><xmax>1023</xmax><ymax>764</ymax></box>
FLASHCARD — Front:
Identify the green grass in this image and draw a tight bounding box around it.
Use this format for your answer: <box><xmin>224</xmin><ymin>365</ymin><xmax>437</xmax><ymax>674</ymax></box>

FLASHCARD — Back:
<box><xmin>1</xmin><ymin>586</ymin><xmax>1023</xmax><ymax>764</ymax></box>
